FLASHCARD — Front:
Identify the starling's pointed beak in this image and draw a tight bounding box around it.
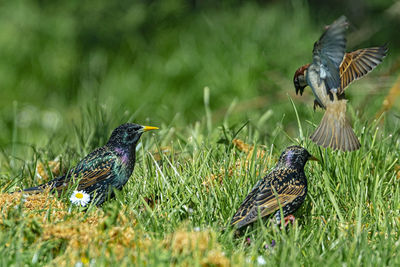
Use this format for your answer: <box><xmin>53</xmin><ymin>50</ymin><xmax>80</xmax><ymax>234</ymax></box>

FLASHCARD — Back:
<box><xmin>309</xmin><ymin>155</ymin><xmax>320</xmax><ymax>162</ymax></box>
<box><xmin>142</xmin><ymin>125</ymin><xmax>159</xmax><ymax>132</ymax></box>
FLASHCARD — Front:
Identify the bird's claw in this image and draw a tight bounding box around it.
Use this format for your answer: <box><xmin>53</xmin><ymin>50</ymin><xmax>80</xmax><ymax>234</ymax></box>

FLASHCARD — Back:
<box><xmin>313</xmin><ymin>100</ymin><xmax>322</xmax><ymax>110</ymax></box>
<box><xmin>284</xmin><ymin>214</ymin><xmax>295</xmax><ymax>227</ymax></box>
<box><xmin>295</xmin><ymin>87</ymin><xmax>304</xmax><ymax>96</ymax></box>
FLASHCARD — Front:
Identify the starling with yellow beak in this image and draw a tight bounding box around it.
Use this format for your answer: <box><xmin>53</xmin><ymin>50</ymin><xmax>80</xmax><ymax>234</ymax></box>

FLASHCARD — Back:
<box><xmin>23</xmin><ymin>123</ymin><xmax>159</xmax><ymax>206</ymax></box>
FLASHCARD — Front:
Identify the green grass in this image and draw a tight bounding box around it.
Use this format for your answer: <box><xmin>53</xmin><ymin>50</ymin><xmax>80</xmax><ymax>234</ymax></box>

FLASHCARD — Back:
<box><xmin>1</xmin><ymin>0</ymin><xmax>400</xmax><ymax>266</ymax></box>
<box><xmin>1</xmin><ymin>100</ymin><xmax>399</xmax><ymax>266</ymax></box>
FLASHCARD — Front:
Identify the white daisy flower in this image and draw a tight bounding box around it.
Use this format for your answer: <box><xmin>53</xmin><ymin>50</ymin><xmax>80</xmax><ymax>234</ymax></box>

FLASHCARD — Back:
<box><xmin>70</xmin><ymin>190</ymin><xmax>90</xmax><ymax>207</ymax></box>
<box><xmin>257</xmin><ymin>256</ymin><xmax>266</xmax><ymax>265</ymax></box>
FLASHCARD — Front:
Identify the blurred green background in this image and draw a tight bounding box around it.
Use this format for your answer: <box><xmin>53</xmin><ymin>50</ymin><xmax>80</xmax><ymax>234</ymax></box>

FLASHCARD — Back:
<box><xmin>0</xmin><ymin>0</ymin><xmax>399</xmax><ymax>148</ymax></box>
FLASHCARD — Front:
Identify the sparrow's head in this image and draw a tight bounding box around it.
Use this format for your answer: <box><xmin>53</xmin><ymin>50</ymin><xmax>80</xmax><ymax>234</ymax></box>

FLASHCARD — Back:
<box><xmin>293</xmin><ymin>64</ymin><xmax>310</xmax><ymax>96</ymax></box>
<box><xmin>277</xmin><ymin>145</ymin><xmax>318</xmax><ymax>169</ymax></box>
<box><xmin>107</xmin><ymin>123</ymin><xmax>158</xmax><ymax>148</ymax></box>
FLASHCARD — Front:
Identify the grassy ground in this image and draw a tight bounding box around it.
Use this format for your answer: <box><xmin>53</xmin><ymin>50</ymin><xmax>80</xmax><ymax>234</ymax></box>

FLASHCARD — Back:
<box><xmin>1</xmin><ymin>1</ymin><xmax>400</xmax><ymax>266</ymax></box>
<box><xmin>1</xmin><ymin>105</ymin><xmax>400</xmax><ymax>266</ymax></box>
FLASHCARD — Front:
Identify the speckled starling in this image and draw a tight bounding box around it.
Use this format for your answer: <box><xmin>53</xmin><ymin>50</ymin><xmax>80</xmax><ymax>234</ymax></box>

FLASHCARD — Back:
<box><xmin>293</xmin><ymin>15</ymin><xmax>387</xmax><ymax>151</ymax></box>
<box><xmin>230</xmin><ymin>146</ymin><xmax>317</xmax><ymax>229</ymax></box>
<box><xmin>23</xmin><ymin>123</ymin><xmax>158</xmax><ymax>206</ymax></box>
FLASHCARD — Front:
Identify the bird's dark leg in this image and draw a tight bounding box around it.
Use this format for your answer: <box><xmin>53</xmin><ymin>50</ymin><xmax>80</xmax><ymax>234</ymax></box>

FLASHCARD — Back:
<box><xmin>313</xmin><ymin>100</ymin><xmax>322</xmax><ymax>110</ymax></box>
<box><xmin>338</xmin><ymin>92</ymin><xmax>346</xmax><ymax>100</ymax></box>
<box><xmin>283</xmin><ymin>214</ymin><xmax>295</xmax><ymax>227</ymax></box>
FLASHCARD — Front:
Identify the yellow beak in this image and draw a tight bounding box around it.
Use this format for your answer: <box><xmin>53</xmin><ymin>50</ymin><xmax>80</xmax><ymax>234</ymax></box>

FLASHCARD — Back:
<box><xmin>309</xmin><ymin>155</ymin><xmax>320</xmax><ymax>162</ymax></box>
<box><xmin>142</xmin><ymin>125</ymin><xmax>159</xmax><ymax>132</ymax></box>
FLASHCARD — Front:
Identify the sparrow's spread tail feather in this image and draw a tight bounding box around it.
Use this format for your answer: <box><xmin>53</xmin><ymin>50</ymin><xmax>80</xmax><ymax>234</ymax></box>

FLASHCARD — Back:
<box><xmin>310</xmin><ymin>99</ymin><xmax>360</xmax><ymax>151</ymax></box>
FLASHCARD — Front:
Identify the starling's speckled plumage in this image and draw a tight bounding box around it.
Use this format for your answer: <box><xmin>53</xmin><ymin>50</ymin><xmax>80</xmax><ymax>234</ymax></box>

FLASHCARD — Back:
<box><xmin>293</xmin><ymin>16</ymin><xmax>387</xmax><ymax>152</ymax></box>
<box><xmin>23</xmin><ymin>123</ymin><xmax>158</xmax><ymax>206</ymax></box>
<box><xmin>230</xmin><ymin>146</ymin><xmax>317</xmax><ymax>229</ymax></box>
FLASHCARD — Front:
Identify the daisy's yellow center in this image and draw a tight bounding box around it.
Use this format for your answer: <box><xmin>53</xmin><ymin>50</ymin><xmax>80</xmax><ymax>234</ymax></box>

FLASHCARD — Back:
<box><xmin>81</xmin><ymin>257</ymin><xmax>89</xmax><ymax>264</ymax></box>
<box><xmin>76</xmin><ymin>192</ymin><xmax>84</xmax><ymax>199</ymax></box>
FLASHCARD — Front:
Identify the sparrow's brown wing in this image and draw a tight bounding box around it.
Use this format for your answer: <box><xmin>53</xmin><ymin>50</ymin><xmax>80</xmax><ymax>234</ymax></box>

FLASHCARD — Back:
<box><xmin>230</xmin><ymin>169</ymin><xmax>305</xmax><ymax>229</ymax></box>
<box><xmin>312</xmin><ymin>16</ymin><xmax>348</xmax><ymax>92</ymax></box>
<box><xmin>338</xmin><ymin>46</ymin><xmax>388</xmax><ymax>95</ymax></box>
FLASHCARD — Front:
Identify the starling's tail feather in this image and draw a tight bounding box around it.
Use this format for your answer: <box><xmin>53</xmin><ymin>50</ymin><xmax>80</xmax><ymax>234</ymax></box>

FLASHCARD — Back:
<box><xmin>22</xmin><ymin>175</ymin><xmax>66</xmax><ymax>194</ymax></box>
<box><xmin>22</xmin><ymin>185</ymin><xmax>45</xmax><ymax>193</ymax></box>
<box><xmin>310</xmin><ymin>99</ymin><xmax>360</xmax><ymax>151</ymax></box>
